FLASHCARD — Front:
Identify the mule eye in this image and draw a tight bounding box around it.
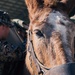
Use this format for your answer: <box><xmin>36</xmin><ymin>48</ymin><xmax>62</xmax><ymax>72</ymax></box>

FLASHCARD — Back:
<box><xmin>34</xmin><ymin>29</ymin><xmax>44</xmax><ymax>38</ymax></box>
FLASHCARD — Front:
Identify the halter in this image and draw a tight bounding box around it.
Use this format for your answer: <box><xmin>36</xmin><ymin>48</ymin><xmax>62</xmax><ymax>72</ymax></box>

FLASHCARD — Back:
<box><xmin>27</xmin><ymin>29</ymin><xmax>75</xmax><ymax>75</ymax></box>
<box><xmin>27</xmin><ymin>30</ymin><xmax>51</xmax><ymax>75</ymax></box>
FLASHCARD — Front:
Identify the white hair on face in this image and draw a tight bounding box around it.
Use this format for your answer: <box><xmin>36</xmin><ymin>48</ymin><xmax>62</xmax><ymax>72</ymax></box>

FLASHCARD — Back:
<box><xmin>48</xmin><ymin>15</ymin><xmax>67</xmax><ymax>43</ymax></box>
<box><xmin>55</xmin><ymin>16</ymin><xmax>67</xmax><ymax>43</ymax></box>
<box><xmin>48</xmin><ymin>13</ymin><xmax>73</xmax><ymax>62</ymax></box>
<box><xmin>55</xmin><ymin>16</ymin><xmax>72</xmax><ymax>62</ymax></box>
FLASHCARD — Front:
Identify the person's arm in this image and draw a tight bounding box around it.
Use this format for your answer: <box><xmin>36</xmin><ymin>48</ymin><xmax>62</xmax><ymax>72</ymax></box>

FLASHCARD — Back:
<box><xmin>0</xmin><ymin>41</ymin><xmax>25</xmax><ymax>62</ymax></box>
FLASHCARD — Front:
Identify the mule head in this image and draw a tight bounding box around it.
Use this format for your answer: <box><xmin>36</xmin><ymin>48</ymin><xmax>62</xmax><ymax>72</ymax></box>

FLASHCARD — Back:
<box><xmin>25</xmin><ymin>0</ymin><xmax>75</xmax><ymax>75</ymax></box>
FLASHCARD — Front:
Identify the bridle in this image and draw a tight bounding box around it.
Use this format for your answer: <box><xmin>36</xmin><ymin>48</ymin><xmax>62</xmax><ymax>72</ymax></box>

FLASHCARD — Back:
<box><xmin>27</xmin><ymin>29</ymin><xmax>75</xmax><ymax>75</ymax></box>
<box><xmin>27</xmin><ymin>30</ymin><xmax>51</xmax><ymax>75</ymax></box>
<box><xmin>26</xmin><ymin>8</ymin><xmax>75</xmax><ymax>75</ymax></box>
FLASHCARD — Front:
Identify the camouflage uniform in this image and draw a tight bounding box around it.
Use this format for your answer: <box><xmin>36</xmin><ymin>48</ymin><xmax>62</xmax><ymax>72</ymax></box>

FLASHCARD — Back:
<box><xmin>0</xmin><ymin>39</ymin><xmax>25</xmax><ymax>75</ymax></box>
<box><xmin>0</xmin><ymin>10</ymin><xmax>26</xmax><ymax>75</ymax></box>
<box><xmin>0</xmin><ymin>23</ymin><xmax>27</xmax><ymax>75</ymax></box>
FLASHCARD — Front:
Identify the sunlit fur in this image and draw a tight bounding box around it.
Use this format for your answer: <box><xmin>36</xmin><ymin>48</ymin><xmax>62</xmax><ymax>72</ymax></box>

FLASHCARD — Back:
<box><xmin>25</xmin><ymin>0</ymin><xmax>75</xmax><ymax>75</ymax></box>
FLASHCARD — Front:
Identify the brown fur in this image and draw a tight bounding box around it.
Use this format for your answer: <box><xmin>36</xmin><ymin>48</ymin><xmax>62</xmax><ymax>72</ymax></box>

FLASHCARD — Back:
<box><xmin>25</xmin><ymin>0</ymin><xmax>75</xmax><ymax>20</ymax></box>
<box><xmin>25</xmin><ymin>0</ymin><xmax>58</xmax><ymax>22</ymax></box>
<box><xmin>25</xmin><ymin>0</ymin><xmax>75</xmax><ymax>75</ymax></box>
<box><xmin>51</xmin><ymin>32</ymin><xmax>68</xmax><ymax>64</ymax></box>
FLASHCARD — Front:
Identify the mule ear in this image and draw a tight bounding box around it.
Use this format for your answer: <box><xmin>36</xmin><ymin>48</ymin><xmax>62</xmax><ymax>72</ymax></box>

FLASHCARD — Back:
<box><xmin>25</xmin><ymin>0</ymin><xmax>58</xmax><ymax>21</ymax></box>
<box><xmin>25</xmin><ymin>0</ymin><xmax>45</xmax><ymax>21</ymax></box>
<box><xmin>25</xmin><ymin>0</ymin><xmax>39</xmax><ymax>13</ymax></box>
<box><xmin>25</xmin><ymin>0</ymin><xmax>39</xmax><ymax>20</ymax></box>
<box><xmin>25</xmin><ymin>0</ymin><xmax>58</xmax><ymax>13</ymax></box>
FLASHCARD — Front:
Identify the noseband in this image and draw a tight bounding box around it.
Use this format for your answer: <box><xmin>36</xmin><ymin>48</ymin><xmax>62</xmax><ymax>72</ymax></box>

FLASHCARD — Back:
<box><xmin>27</xmin><ymin>30</ymin><xmax>75</xmax><ymax>75</ymax></box>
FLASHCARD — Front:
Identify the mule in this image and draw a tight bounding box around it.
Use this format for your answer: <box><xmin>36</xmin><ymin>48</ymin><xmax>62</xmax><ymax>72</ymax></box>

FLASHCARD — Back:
<box><xmin>25</xmin><ymin>0</ymin><xmax>75</xmax><ymax>75</ymax></box>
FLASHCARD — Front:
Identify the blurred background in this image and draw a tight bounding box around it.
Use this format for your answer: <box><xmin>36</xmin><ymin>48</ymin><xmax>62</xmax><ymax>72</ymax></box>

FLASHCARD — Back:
<box><xmin>0</xmin><ymin>0</ymin><xmax>29</xmax><ymax>24</ymax></box>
